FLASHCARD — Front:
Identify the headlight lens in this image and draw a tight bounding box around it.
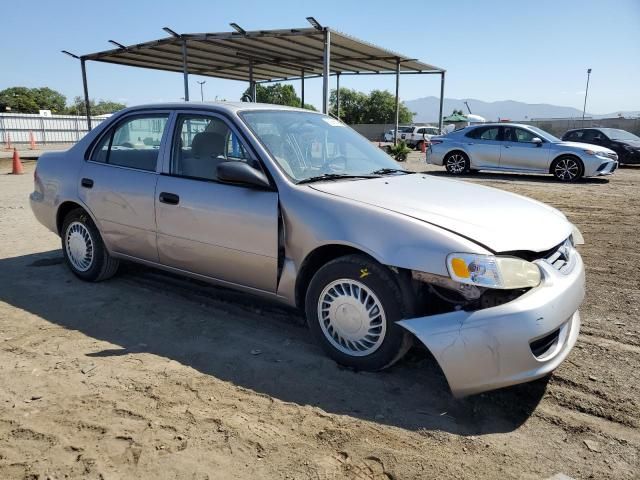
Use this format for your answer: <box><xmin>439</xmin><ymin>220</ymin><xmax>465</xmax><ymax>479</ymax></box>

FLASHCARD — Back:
<box><xmin>583</xmin><ymin>149</ymin><xmax>596</xmax><ymax>155</ymax></box>
<box><xmin>571</xmin><ymin>224</ymin><xmax>585</xmax><ymax>245</ymax></box>
<box><xmin>447</xmin><ymin>253</ymin><xmax>541</xmax><ymax>289</ymax></box>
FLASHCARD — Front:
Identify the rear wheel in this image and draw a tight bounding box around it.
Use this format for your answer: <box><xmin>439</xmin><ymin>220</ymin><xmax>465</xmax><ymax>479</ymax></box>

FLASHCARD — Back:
<box><xmin>305</xmin><ymin>255</ymin><xmax>412</xmax><ymax>371</ymax></box>
<box><xmin>61</xmin><ymin>209</ymin><xmax>119</xmax><ymax>282</ymax></box>
<box><xmin>444</xmin><ymin>151</ymin><xmax>470</xmax><ymax>175</ymax></box>
<box><xmin>551</xmin><ymin>156</ymin><xmax>583</xmax><ymax>182</ymax></box>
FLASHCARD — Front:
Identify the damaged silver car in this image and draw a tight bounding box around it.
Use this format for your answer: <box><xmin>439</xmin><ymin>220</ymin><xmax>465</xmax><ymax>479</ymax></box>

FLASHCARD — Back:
<box><xmin>30</xmin><ymin>103</ymin><xmax>585</xmax><ymax>397</ymax></box>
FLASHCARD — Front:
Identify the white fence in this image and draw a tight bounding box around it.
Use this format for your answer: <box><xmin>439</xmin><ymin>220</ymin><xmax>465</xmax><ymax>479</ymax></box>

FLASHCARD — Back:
<box><xmin>0</xmin><ymin>113</ymin><xmax>109</xmax><ymax>145</ymax></box>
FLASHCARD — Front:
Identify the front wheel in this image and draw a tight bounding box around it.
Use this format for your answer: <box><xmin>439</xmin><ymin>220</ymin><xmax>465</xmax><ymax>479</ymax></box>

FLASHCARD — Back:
<box><xmin>444</xmin><ymin>152</ymin><xmax>470</xmax><ymax>174</ymax></box>
<box><xmin>551</xmin><ymin>156</ymin><xmax>583</xmax><ymax>182</ymax></box>
<box><xmin>305</xmin><ymin>255</ymin><xmax>412</xmax><ymax>371</ymax></box>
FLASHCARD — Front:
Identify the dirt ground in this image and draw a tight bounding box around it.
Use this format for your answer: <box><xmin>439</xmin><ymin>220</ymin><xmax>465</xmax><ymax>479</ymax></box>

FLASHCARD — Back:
<box><xmin>0</xmin><ymin>155</ymin><xmax>638</xmax><ymax>479</ymax></box>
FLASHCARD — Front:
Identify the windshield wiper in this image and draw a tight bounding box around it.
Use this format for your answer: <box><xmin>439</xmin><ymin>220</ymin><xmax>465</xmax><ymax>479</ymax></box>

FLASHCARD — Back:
<box><xmin>297</xmin><ymin>173</ymin><xmax>380</xmax><ymax>184</ymax></box>
<box><xmin>370</xmin><ymin>168</ymin><xmax>414</xmax><ymax>175</ymax></box>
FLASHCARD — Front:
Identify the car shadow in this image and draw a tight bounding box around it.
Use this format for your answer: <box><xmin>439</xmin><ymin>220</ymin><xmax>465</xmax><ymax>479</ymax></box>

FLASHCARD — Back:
<box><xmin>422</xmin><ymin>170</ymin><xmax>611</xmax><ymax>184</ymax></box>
<box><xmin>1</xmin><ymin>250</ymin><xmax>549</xmax><ymax>436</ymax></box>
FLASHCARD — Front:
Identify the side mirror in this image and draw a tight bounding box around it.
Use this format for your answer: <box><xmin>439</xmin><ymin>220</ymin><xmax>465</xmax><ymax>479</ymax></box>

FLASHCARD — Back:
<box><xmin>217</xmin><ymin>161</ymin><xmax>271</xmax><ymax>189</ymax></box>
<box><xmin>532</xmin><ymin>137</ymin><xmax>543</xmax><ymax>147</ymax></box>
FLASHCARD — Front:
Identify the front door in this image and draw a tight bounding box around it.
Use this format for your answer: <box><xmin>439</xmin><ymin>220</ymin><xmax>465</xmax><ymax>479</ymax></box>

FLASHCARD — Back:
<box><xmin>500</xmin><ymin>126</ymin><xmax>551</xmax><ymax>171</ymax></box>
<box><xmin>79</xmin><ymin>113</ymin><xmax>170</xmax><ymax>262</ymax></box>
<box><xmin>155</xmin><ymin>112</ymin><xmax>279</xmax><ymax>293</ymax></box>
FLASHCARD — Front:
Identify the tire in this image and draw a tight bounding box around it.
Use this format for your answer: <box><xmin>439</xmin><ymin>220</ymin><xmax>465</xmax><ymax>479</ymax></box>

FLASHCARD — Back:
<box><xmin>305</xmin><ymin>254</ymin><xmax>412</xmax><ymax>371</ymax></box>
<box><xmin>551</xmin><ymin>155</ymin><xmax>584</xmax><ymax>182</ymax></box>
<box><xmin>415</xmin><ymin>141</ymin><xmax>424</xmax><ymax>151</ymax></box>
<box><xmin>444</xmin><ymin>151</ymin><xmax>470</xmax><ymax>175</ymax></box>
<box><xmin>61</xmin><ymin>208</ymin><xmax>119</xmax><ymax>282</ymax></box>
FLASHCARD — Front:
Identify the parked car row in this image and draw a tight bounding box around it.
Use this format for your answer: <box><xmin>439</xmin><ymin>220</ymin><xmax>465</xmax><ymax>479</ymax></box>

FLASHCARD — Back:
<box><xmin>32</xmin><ymin>103</ymin><xmax>586</xmax><ymax>398</ymax></box>
<box><xmin>384</xmin><ymin>125</ymin><xmax>441</xmax><ymax>149</ymax></box>
<box><xmin>427</xmin><ymin>123</ymin><xmax>624</xmax><ymax>181</ymax></box>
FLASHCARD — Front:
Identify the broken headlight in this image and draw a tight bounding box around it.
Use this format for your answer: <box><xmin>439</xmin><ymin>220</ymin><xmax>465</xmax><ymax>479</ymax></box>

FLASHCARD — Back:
<box><xmin>446</xmin><ymin>253</ymin><xmax>541</xmax><ymax>289</ymax></box>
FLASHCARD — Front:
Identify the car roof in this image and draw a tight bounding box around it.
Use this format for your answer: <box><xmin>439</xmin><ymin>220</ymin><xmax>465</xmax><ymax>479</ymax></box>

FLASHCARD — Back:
<box><xmin>118</xmin><ymin>101</ymin><xmax>316</xmax><ymax>115</ymax></box>
<box><xmin>564</xmin><ymin>127</ymin><xmax>601</xmax><ymax>133</ymax></box>
<box><xmin>466</xmin><ymin>123</ymin><xmax>535</xmax><ymax>128</ymax></box>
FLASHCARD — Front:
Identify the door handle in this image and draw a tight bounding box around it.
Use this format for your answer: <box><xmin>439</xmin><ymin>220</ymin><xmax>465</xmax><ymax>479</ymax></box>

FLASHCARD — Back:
<box><xmin>81</xmin><ymin>178</ymin><xmax>94</xmax><ymax>188</ymax></box>
<box><xmin>159</xmin><ymin>192</ymin><xmax>180</xmax><ymax>205</ymax></box>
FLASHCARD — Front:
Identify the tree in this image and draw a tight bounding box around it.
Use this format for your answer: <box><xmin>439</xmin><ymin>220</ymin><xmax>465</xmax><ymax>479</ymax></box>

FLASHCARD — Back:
<box><xmin>329</xmin><ymin>88</ymin><xmax>414</xmax><ymax>124</ymax></box>
<box><xmin>67</xmin><ymin>96</ymin><xmax>126</xmax><ymax>115</ymax></box>
<box><xmin>451</xmin><ymin>109</ymin><xmax>465</xmax><ymax>116</ymax></box>
<box><xmin>240</xmin><ymin>83</ymin><xmax>316</xmax><ymax>110</ymax></box>
<box><xmin>0</xmin><ymin>86</ymin><xmax>66</xmax><ymax>113</ymax></box>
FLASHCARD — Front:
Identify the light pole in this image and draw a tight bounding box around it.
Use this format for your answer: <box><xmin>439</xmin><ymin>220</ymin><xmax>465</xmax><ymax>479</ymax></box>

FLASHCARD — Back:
<box><xmin>197</xmin><ymin>80</ymin><xmax>206</xmax><ymax>102</ymax></box>
<box><xmin>582</xmin><ymin>68</ymin><xmax>592</xmax><ymax>125</ymax></box>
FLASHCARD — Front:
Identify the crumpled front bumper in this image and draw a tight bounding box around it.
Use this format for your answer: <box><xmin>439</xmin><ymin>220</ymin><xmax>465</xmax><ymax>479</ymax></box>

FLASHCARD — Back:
<box><xmin>398</xmin><ymin>252</ymin><xmax>585</xmax><ymax>397</ymax></box>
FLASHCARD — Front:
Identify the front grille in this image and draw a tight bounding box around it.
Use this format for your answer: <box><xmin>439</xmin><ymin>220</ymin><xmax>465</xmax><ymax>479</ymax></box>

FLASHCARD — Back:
<box><xmin>530</xmin><ymin>328</ymin><xmax>561</xmax><ymax>358</ymax></box>
<box><xmin>544</xmin><ymin>239</ymin><xmax>575</xmax><ymax>274</ymax></box>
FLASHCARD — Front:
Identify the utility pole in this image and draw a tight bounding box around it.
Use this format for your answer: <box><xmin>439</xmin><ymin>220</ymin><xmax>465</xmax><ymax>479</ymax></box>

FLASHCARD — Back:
<box><xmin>582</xmin><ymin>68</ymin><xmax>592</xmax><ymax>125</ymax></box>
<box><xmin>197</xmin><ymin>80</ymin><xmax>206</xmax><ymax>102</ymax></box>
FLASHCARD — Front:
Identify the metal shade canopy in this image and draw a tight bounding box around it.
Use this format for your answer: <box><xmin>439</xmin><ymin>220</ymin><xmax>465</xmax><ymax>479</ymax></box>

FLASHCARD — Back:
<box><xmin>64</xmin><ymin>21</ymin><xmax>446</xmax><ymax>139</ymax></box>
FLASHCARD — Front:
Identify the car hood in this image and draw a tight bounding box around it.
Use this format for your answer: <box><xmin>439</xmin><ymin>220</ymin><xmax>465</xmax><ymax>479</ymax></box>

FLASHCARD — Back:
<box><xmin>310</xmin><ymin>174</ymin><xmax>572</xmax><ymax>253</ymax></box>
<box><xmin>555</xmin><ymin>141</ymin><xmax>614</xmax><ymax>153</ymax></box>
<box><xmin>615</xmin><ymin>140</ymin><xmax>640</xmax><ymax>149</ymax></box>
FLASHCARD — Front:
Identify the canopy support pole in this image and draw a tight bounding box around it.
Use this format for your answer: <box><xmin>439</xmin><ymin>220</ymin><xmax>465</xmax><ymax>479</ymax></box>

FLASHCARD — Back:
<box><xmin>336</xmin><ymin>72</ymin><xmax>340</xmax><ymax>118</ymax></box>
<box><xmin>322</xmin><ymin>28</ymin><xmax>331</xmax><ymax>114</ymax></box>
<box><xmin>80</xmin><ymin>58</ymin><xmax>92</xmax><ymax>130</ymax></box>
<box><xmin>249</xmin><ymin>62</ymin><xmax>256</xmax><ymax>101</ymax></box>
<box><xmin>438</xmin><ymin>71</ymin><xmax>445</xmax><ymax>133</ymax></box>
<box><xmin>300</xmin><ymin>68</ymin><xmax>305</xmax><ymax>107</ymax></box>
<box><xmin>181</xmin><ymin>39</ymin><xmax>189</xmax><ymax>101</ymax></box>
<box><xmin>394</xmin><ymin>58</ymin><xmax>400</xmax><ymax>145</ymax></box>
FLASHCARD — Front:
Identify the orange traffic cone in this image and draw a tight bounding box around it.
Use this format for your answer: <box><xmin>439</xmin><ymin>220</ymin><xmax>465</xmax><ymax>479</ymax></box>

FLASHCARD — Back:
<box><xmin>420</xmin><ymin>140</ymin><xmax>426</xmax><ymax>153</ymax></box>
<box><xmin>29</xmin><ymin>131</ymin><xmax>37</xmax><ymax>150</ymax></box>
<box><xmin>11</xmin><ymin>148</ymin><xmax>24</xmax><ymax>175</ymax></box>
<box><xmin>4</xmin><ymin>133</ymin><xmax>12</xmax><ymax>151</ymax></box>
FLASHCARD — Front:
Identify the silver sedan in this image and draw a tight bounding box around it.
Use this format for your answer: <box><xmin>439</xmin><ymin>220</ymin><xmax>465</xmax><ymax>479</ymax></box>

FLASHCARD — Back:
<box><xmin>31</xmin><ymin>103</ymin><xmax>585</xmax><ymax>397</ymax></box>
<box><xmin>428</xmin><ymin>123</ymin><xmax>618</xmax><ymax>181</ymax></box>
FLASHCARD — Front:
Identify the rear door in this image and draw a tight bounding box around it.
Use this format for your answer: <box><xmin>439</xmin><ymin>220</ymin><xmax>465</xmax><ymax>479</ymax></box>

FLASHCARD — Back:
<box><xmin>500</xmin><ymin>127</ymin><xmax>551</xmax><ymax>171</ymax></box>
<box><xmin>464</xmin><ymin>126</ymin><xmax>502</xmax><ymax>167</ymax></box>
<box><xmin>154</xmin><ymin>111</ymin><xmax>279</xmax><ymax>293</ymax></box>
<box><xmin>79</xmin><ymin>112</ymin><xmax>170</xmax><ymax>262</ymax></box>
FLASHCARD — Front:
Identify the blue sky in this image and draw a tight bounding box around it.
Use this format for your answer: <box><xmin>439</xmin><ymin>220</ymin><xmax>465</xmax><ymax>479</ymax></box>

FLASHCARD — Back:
<box><xmin>2</xmin><ymin>0</ymin><xmax>639</xmax><ymax>113</ymax></box>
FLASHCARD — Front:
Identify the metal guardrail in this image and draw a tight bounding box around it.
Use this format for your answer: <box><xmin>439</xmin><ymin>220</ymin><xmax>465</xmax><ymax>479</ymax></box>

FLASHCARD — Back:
<box><xmin>0</xmin><ymin>113</ymin><xmax>108</xmax><ymax>145</ymax></box>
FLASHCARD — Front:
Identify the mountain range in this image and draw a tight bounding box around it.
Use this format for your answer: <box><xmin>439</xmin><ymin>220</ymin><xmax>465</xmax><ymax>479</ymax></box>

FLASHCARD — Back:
<box><xmin>404</xmin><ymin>96</ymin><xmax>640</xmax><ymax>123</ymax></box>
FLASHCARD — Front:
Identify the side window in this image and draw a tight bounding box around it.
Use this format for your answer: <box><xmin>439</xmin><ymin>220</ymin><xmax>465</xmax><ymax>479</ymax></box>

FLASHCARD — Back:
<box><xmin>465</xmin><ymin>127</ymin><xmax>483</xmax><ymax>139</ymax></box>
<box><xmin>91</xmin><ymin>115</ymin><xmax>168</xmax><ymax>171</ymax></box>
<box><xmin>172</xmin><ymin>114</ymin><xmax>254</xmax><ymax>181</ymax></box>
<box><xmin>479</xmin><ymin>127</ymin><xmax>500</xmax><ymax>140</ymax></box>
<box><xmin>580</xmin><ymin>130</ymin><xmax>595</xmax><ymax>142</ymax></box>
<box><xmin>566</xmin><ymin>131</ymin><xmax>583</xmax><ymax>141</ymax></box>
<box><xmin>92</xmin><ymin>131</ymin><xmax>111</xmax><ymax>163</ymax></box>
<box><xmin>513</xmin><ymin>128</ymin><xmax>537</xmax><ymax>142</ymax></box>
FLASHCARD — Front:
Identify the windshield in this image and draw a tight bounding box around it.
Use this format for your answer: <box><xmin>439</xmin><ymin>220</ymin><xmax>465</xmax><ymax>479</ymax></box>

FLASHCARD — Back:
<box><xmin>599</xmin><ymin>128</ymin><xmax>640</xmax><ymax>141</ymax></box>
<box><xmin>240</xmin><ymin>110</ymin><xmax>400</xmax><ymax>182</ymax></box>
<box><xmin>526</xmin><ymin>125</ymin><xmax>561</xmax><ymax>142</ymax></box>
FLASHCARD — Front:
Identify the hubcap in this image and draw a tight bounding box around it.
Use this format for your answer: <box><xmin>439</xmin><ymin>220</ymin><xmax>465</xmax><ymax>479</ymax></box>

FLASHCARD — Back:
<box><xmin>555</xmin><ymin>158</ymin><xmax>579</xmax><ymax>180</ymax></box>
<box><xmin>317</xmin><ymin>279</ymin><xmax>386</xmax><ymax>356</ymax></box>
<box><xmin>65</xmin><ymin>221</ymin><xmax>94</xmax><ymax>272</ymax></box>
<box><xmin>446</xmin><ymin>154</ymin><xmax>466</xmax><ymax>173</ymax></box>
